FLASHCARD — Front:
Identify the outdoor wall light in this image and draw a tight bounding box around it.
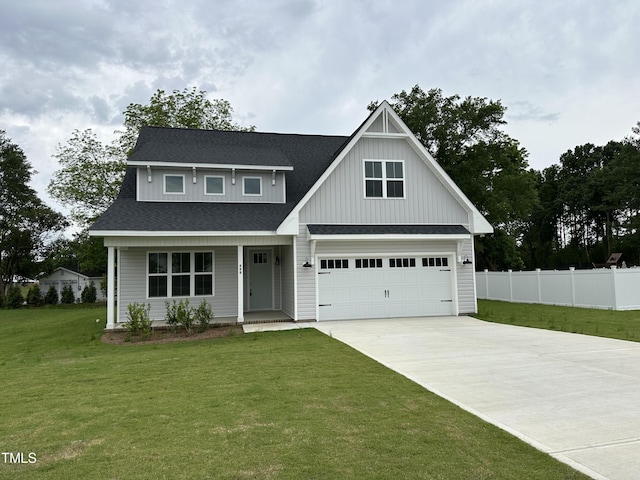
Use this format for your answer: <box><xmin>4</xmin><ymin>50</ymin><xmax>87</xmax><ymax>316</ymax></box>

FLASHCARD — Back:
<box><xmin>302</xmin><ymin>260</ymin><xmax>312</xmax><ymax>268</ymax></box>
<box><xmin>463</xmin><ymin>258</ymin><xmax>473</xmax><ymax>265</ymax></box>
<box><xmin>275</xmin><ymin>256</ymin><xmax>280</xmax><ymax>266</ymax></box>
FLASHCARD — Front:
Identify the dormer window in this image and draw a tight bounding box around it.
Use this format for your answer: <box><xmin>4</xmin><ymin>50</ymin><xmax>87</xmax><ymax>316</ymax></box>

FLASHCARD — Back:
<box><xmin>204</xmin><ymin>176</ymin><xmax>225</xmax><ymax>195</ymax></box>
<box><xmin>164</xmin><ymin>174</ymin><xmax>185</xmax><ymax>194</ymax></box>
<box><xmin>243</xmin><ymin>177</ymin><xmax>262</xmax><ymax>196</ymax></box>
<box><xmin>364</xmin><ymin>160</ymin><xmax>404</xmax><ymax>198</ymax></box>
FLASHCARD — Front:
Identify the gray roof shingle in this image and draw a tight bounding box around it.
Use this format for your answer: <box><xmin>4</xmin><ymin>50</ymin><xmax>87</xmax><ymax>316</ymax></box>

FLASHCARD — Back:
<box><xmin>90</xmin><ymin>127</ymin><xmax>349</xmax><ymax>232</ymax></box>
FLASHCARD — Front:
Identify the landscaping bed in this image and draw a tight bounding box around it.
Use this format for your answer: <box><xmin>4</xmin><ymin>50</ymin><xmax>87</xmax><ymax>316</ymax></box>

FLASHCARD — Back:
<box><xmin>100</xmin><ymin>324</ymin><xmax>243</xmax><ymax>345</ymax></box>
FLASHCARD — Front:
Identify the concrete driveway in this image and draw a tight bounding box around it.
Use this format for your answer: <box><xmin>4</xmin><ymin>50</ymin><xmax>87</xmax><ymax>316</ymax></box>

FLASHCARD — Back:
<box><xmin>311</xmin><ymin>316</ymin><xmax>640</xmax><ymax>480</ymax></box>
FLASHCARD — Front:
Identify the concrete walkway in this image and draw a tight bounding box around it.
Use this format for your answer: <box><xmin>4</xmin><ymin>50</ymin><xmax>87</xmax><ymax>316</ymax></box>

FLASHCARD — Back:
<box><xmin>307</xmin><ymin>317</ymin><xmax>640</xmax><ymax>480</ymax></box>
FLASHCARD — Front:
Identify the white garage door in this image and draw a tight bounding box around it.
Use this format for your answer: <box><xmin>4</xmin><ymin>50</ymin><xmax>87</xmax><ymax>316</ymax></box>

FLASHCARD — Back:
<box><xmin>317</xmin><ymin>255</ymin><xmax>454</xmax><ymax>321</ymax></box>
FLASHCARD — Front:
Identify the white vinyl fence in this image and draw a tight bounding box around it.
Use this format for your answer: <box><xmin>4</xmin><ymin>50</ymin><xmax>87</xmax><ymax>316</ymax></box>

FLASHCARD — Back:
<box><xmin>476</xmin><ymin>267</ymin><xmax>640</xmax><ymax>311</ymax></box>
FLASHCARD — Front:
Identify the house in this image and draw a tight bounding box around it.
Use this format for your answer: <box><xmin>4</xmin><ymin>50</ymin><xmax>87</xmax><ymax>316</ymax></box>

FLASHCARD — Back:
<box><xmin>89</xmin><ymin>102</ymin><xmax>493</xmax><ymax>329</ymax></box>
<box><xmin>38</xmin><ymin>267</ymin><xmax>105</xmax><ymax>303</ymax></box>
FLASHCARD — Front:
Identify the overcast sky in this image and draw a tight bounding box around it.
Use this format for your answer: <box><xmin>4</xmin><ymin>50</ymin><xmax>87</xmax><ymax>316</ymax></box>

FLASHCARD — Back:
<box><xmin>1</xmin><ymin>0</ymin><xmax>639</xmax><ymax>209</ymax></box>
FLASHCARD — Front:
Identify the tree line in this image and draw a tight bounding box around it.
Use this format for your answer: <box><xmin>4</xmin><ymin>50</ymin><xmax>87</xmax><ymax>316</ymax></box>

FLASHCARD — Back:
<box><xmin>1</xmin><ymin>85</ymin><xmax>638</xmax><ymax>303</ymax></box>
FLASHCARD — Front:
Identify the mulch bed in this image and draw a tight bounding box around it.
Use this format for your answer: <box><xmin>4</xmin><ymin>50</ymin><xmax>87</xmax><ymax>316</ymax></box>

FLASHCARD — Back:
<box><xmin>100</xmin><ymin>325</ymin><xmax>244</xmax><ymax>345</ymax></box>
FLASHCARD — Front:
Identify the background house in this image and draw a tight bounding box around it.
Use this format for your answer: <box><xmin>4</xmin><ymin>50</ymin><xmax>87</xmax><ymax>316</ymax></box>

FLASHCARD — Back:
<box><xmin>38</xmin><ymin>267</ymin><xmax>105</xmax><ymax>303</ymax></box>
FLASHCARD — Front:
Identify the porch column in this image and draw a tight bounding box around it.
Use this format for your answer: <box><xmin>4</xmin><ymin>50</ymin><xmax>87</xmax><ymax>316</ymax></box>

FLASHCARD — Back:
<box><xmin>237</xmin><ymin>245</ymin><xmax>244</xmax><ymax>323</ymax></box>
<box><xmin>106</xmin><ymin>246</ymin><xmax>116</xmax><ymax>329</ymax></box>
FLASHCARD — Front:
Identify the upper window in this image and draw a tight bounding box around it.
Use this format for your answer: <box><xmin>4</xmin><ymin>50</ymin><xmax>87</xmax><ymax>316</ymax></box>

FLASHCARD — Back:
<box><xmin>243</xmin><ymin>177</ymin><xmax>262</xmax><ymax>196</ymax></box>
<box><xmin>364</xmin><ymin>160</ymin><xmax>404</xmax><ymax>198</ymax></box>
<box><xmin>164</xmin><ymin>174</ymin><xmax>185</xmax><ymax>194</ymax></box>
<box><xmin>205</xmin><ymin>176</ymin><xmax>225</xmax><ymax>195</ymax></box>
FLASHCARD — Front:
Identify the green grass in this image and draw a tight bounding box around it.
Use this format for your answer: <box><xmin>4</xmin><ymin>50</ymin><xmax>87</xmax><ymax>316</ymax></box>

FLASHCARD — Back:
<box><xmin>0</xmin><ymin>307</ymin><xmax>588</xmax><ymax>479</ymax></box>
<box><xmin>476</xmin><ymin>299</ymin><xmax>640</xmax><ymax>341</ymax></box>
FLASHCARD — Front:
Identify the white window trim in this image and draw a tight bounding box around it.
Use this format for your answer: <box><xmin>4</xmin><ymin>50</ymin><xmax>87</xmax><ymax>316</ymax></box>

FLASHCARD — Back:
<box><xmin>146</xmin><ymin>251</ymin><xmax>215</xmax><ymax>299</ymax></box>
<box><xmin>204</xmin><ymin>175</ymin><xmax>225</xmax><ymax>196</ymax></box>
<box><xmin>362</xmin><ymin>159</ymin><xmax>406</xmax><ymax>199</ymax></box>
<box><xmin>163</xmin><ymin>174</ymin><xmax>185</xmax><ymax>195</ymax></box>
<box><xmin>242</xmin><ymin>176</ymin><xmax>263</xmax><ymax>196</ymax></box>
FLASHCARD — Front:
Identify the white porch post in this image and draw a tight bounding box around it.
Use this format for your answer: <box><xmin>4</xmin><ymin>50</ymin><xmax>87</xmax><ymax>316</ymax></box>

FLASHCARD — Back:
<box><xmin>106</xmin><ymin>246</ymin><xmax>116</xmax><ymax>329</ymax></box>
<box><xmin>237</xmin><ymin>245</ymin><xmax>244</xmax><ymax>323</ymax></box>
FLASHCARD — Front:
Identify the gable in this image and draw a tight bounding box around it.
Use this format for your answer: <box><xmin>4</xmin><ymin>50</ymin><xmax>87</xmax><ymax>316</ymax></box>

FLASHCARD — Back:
<box><xmin>299</xmin><ymin>135</ymin><xmax>469</xmax><ymax>225</ymax></box>
<box><xmin>280</xmin><ymin>102</ymin><xmax>493</xmax><ymax>235</ymax></box>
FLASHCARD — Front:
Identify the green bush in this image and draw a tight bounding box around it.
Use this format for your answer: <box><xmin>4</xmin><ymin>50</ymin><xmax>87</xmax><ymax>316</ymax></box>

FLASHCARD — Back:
<box><xmin>7</xmin><ymin>286</ymin><xmax>24</xmax><ymax>309</ymax></box>
<box><xmin>194</xmin><ymin>299</ymin><xmax>214</xmax><ymax>332</ymax></box>
<box><xmin>165</xmin><ymin>299</ymin><xmax>199</xmax><ymax>333</ymax></box>
<box><xmin>27</xmin><ymin>284</ymin><xmax>43</xmax><ymax>306</ymax></box>
<box><xmin>44</xmin><ymin>284</ymin><xmax>59</xmax><ymax>305</ymax></box>
<box><xmin>60</xmin><ymin>284</ymin><xmax>76</xmax><ymax>304</ymax></box>
<box><xmin>81</xmin><ymin>281</ymin><xmax>97</xmax><ymax>303</ymax></box>
<box><xmin>124</xmin><ymin>302</ymin><xmax>153</xmax><ymax>338</ymax></box>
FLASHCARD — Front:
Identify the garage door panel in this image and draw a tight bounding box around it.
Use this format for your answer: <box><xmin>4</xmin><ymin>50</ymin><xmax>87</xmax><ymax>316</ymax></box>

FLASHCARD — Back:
<box><xmin>318</xmin><ymin>255</ymin><xmax>454</xmax><ymax>321</ymax></box>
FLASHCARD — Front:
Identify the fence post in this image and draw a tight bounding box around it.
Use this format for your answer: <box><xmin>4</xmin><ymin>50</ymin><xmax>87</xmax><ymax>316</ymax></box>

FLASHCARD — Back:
<box><xmin>484</xmin><ymin>269</ymin><xmax>489</xmax><ymax>299</ymax></box>
<box><xmin>508</xmin><ymin>269</ymin><xmax>513</xmax><ymax>302</ymax></box>
<box><xmin>536</xmin><ymin>268</ymin><xmax>542</xmax><ymax>303</ymax></box>
<box><xmin>611</xmin><ymin>266</ymin><xmax>618</xmax><ymax>311</ymax></box>
<box><xmin>569</xmin><ymin>267</ymin><xmax>576</xmax><ymax>307</ymax></box>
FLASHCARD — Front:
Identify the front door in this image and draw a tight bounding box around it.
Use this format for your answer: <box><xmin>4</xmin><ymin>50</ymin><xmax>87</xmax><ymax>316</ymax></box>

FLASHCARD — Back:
<box><xmin>249</xmin><ymin>250</ymin><xmax>273</xmax><ymax>310</ymax></box>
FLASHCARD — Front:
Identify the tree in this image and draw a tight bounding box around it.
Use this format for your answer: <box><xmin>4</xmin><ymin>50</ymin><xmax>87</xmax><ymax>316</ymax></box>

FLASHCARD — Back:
<box><xmin>370</xmin><ymin>86</ymin><xmax>537</xmax><ymax>270</ymax></box>
<box><xmin>27</xmin><ymin>284</ymin><xmax>43</xmax><ymax>306</ymax></box>
<box><xmin>44</xmin><ymin>284</ymin><xmax>58</xmax><ymax>305</ymax></box>
<box><xmin>1</xmin><ymin>131</ymin><xmax>67</xmax><ymax>304</ymax></box>
<box><xmin>81</xmin><ymin>281</ymin><xmax>97</xmax><ymax>303</ymax></box>
<box><xmin>60</xmin><ymin>284</ymin><xmax>76</xmax><ymax>304</ymax></box>
<box><xmin>118</xmin><ymin>87</ymin><xmax>255</xmax><ymax>155</ymax></box>
<box><xmin>48</xmin><ymin>87</ymin><xmax>253</xmax><ymax>230</ymax></box>
<box><xmin>48</xmin><ymin>129</ymin><xmax>126</xmax><ymax>226</ymax></box>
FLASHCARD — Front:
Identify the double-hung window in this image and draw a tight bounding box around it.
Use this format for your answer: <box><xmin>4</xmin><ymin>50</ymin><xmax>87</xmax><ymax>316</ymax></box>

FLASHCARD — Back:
<box><xmin>148</xmin><ymin>252</ymin><xmax>214</xmax><ymax>298</ymax></box>
<box><xmin>364</xmin><ymin>160</ymin><xmax>405</xmax><ymax>198</ymax></box>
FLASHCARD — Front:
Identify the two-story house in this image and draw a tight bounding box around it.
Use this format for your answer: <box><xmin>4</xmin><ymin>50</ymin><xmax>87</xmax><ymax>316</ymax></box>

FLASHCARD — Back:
<box><xmin>89</xmin><ymin>101</ymin><xmax>493</xmax><ymax>329</ymax></box>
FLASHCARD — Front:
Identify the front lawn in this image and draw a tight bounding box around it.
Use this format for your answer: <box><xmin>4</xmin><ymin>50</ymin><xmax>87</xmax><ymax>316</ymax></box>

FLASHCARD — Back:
<box><xmin>476</xmin><ymin>299</ymin><xmax>640</xmax><ymax>342</ymax></box>
<box><xmin>1</xmin><ymin>306</ymin><xmax>588</xmax><ymax>479</ymax></box>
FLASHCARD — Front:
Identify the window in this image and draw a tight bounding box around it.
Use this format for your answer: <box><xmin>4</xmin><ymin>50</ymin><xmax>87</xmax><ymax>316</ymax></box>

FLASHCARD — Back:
<box><xmin>148</xmin><ymin>253</ymin><xmax>168</xmax><ymax>297</ymax></box>
<box><xmin>389</xmin><ymin>258</ymin><xmax>416</xmax><ymax>268</ymax></box>
<box><xmin>364</xmin><ymin>160</ymin><xmax>404</xmax><ymax>198</ymax></box>
<box><xmin>243</xmin><ymin>177</ymin><xmax>262</xmax><ymax>196</ymax></box>
<box><xmin>355</xmin><ymin>258</ymin><xmax>383</xmax><ymax>268</ymax></box>
<box><xmin>148</xmin><ymin>252</ymin><xmax>214</xmax><ymax>298</ymax></box>
<box><xmin>422</xmin><ymin>257</ymin><xmax>449</xmax><ymax>267</ymax></box>
<box><xmin>320</xmin><ymin>259</ymin><xmax>349</xmax><ymax>269</ymax></box>
<box><xmin>205</xmin><ymin>176</ymin><xmax>224</xmax><ymax>195</ymax></box>
<box><xmin>164</xmin><ymin>174</ymin><xmax>185</xmax><ymax>194</ymax></box>
<box><xmin>195</xmin><ymin>252</ymin><xmax>213</xmax><ymax>296</ymax></box>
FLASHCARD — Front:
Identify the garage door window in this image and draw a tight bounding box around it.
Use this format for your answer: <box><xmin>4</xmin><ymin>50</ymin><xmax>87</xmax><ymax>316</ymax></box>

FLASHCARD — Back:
<box><xmin>355</xmin><ymin>258</ymin><xmax>383</xmax><ymax>268</ymax></box>
<box><xmin>320</xmin><ymin>259</ymin><xmax>349</xmax><ymax>269</ymax></box>
<box><xmin>389</xmin><ymin>258</ymin><xmax>416</xmax><ymax>268</ymax></box>
<box><xmin>422</xmin><ymin>257</ymin><xmax>449</xmax><ymax>267</ymax></box>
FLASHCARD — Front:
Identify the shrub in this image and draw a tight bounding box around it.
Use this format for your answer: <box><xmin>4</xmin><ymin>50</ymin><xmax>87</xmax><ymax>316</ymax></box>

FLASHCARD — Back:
<box><xmin>165</xmin><ymin>299</ymin><xmax>198</xmax><ymax>333</ymax></box>
<box><xmin>81</xmin><ymin>281</ymin><xmax>97</xmax><ymax>303</ymax></box>
<box><xmin>60</xmin><ymin>284</ymin><xmax>76</xmax><ymax>304</ymax></box>
<box><xmin>7</xmin><ymin>286</ymin><xmax>24</xmax><ymax>309</ymax></box>
<box><xmin>44</xmin><ymin>284</ymin><xmax>59</xmax><ymax>305</ymax></box>
<box><xmin>124</xmin><ymin>302</ymin><xmax>153</xmax><ymax>339</ymax></box>
<box><xmin>27</xmin><ymin>284</ymin><xmax>43</xmax><ymax>306</ymax></box>
<box><xmin>194</xmin><ymin>299</ymin><xmax>214</xmax><ymax>332</ymax></box>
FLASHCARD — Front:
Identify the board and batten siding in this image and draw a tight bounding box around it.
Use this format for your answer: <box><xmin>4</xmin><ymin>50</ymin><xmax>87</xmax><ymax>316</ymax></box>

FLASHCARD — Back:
<box><xmin>137</xmin><ymin>167</ymin><xmax>286</xmax><ymax>203</ymax></box>
<box><xmin>299</xmin><ymin>137</ymin><xmax>469</xmax><ymax>225</ymax></box>
<box><xmin>118</xmin><ymin>247</ymin><xmax>238</xmax><ymax>323</ymax></box>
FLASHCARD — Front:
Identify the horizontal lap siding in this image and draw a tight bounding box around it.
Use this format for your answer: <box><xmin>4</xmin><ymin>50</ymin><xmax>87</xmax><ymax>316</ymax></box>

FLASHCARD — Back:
<box><xmin>118</xmin><ymin>247</ymin><xmax>238</xmax><ymax>323</ymax></box>
<box><xmin>456</xmin><ymin>239</ymin><xmax>476</xmax><ymax>314</ymax></box>
<box><xmin>280</xmin><ymin>245</ymin><xmax>295</xmax><ymax>318</ymax></box>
